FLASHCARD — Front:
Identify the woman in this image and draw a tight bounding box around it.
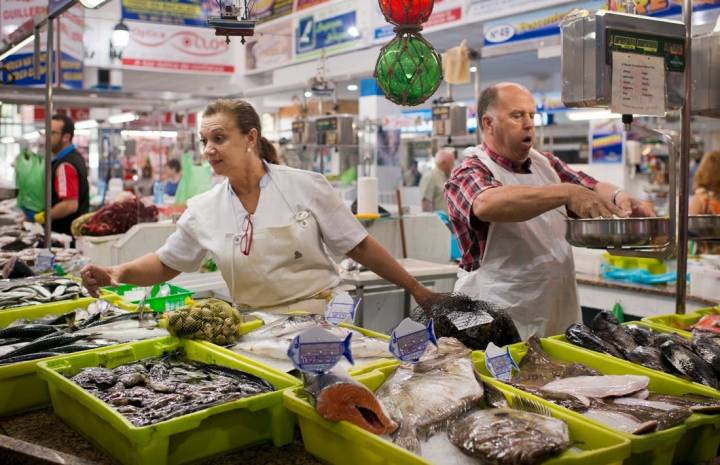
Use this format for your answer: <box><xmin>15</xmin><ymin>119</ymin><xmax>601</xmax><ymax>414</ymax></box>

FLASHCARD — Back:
<box><xmin>689</xmin><ymin>151</ymin><xmax>720</xmax><ymax>254</ymax></box>
<box><xmin>81</xmin><ymin>99</ymin><xmax>435</xmax><ymax>313</ymax></box>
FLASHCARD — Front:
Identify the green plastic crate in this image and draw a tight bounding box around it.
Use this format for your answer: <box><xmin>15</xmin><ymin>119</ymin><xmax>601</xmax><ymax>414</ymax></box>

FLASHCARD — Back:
<box><xmin>104</xmin><ymin>283</ymin><xmax>193</xmax><ymax>313</ymax></box>
<box><xmin>642</xmin><ymin>306</ymin><xmax>720</xmax><ymax>335</ymax></box>
<box><xmin>36</xmin><ymin>337</ymin><xmax>301</xmax><ymax>465</ymax></box>
<box><xmin>0</xmin><ymin>296</ymin><xmax>129</xmax><ymax>416</ymax></box>
<box><xmin>284</xmin><ymin>361</ymin><xmax>631</xmax><ymax>465</ymax></box>
<box><xmin>479</xmin><ymin>337</ymin><xmax>720</xmax><ymax>465</ymax></box>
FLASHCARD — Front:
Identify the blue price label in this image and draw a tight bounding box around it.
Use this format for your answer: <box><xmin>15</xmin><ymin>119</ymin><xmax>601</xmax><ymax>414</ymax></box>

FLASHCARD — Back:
<box><xmin>388</xmin><ymin>318</ymin><xmax>437</xmax><ymax>363</ymax></box>
<box><xmin>287</xmin><ymin>327</ymin><xmax>353</xmax><ymax>374</ymax></box>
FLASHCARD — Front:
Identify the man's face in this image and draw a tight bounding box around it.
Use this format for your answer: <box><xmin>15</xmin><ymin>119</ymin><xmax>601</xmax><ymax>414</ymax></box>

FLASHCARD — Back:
<box><xmin>50</xmin><ymin>120</ymin><xmax>69</xmax><ymax>154</ymax></box>
<box><xmin>483</xmin><ymin>86</ymin><xmax>537</xmax><ymax>162</ymax></box>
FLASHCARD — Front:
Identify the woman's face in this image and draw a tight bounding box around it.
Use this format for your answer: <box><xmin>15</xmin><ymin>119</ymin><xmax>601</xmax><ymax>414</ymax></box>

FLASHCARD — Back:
<box><xmin>199</xmin><ymin>112</ymin><xmax>256</xmax><ymax>176</ymax></box>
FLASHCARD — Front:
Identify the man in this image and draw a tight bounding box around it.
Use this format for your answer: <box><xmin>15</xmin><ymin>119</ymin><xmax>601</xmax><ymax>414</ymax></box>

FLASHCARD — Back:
<box><xmin>420</xmin><ymin>148</ymin><xmax>454</xmax><ymax>213</ymax></box>
<box><xmin>163</xmin><ymin>158</ymin><xmax>182</xmax><ymax>197</ymax></box>
<box><xmin>445</xmin><ymin>83</ymin><xmax>653</xmax><ymax>339</ymax></box>
<box><xmin>403</xmin><ymin>159</ymin><xmax>422</xmax><ymax>186</ymax></box>
<box><xmin>35</xmin><ymin>114</ymin><xmax>89</xmax><ymax>236</ymax></box>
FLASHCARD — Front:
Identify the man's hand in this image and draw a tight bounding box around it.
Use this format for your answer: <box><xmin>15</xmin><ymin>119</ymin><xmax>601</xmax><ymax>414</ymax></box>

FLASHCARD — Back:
<box><xmin>615</xmin><ymin>191</ymin><xmax>656</xmax><ymax>217</ymax></box>
<box><xmin>566</xmin><ymin>184</ymin><xmax>626</xmax><ymax>218</ymax></box>
<box><xmin>80</xmin><ymin>264</ymin><xmax>121</xmax><ymax>297</ymax></box>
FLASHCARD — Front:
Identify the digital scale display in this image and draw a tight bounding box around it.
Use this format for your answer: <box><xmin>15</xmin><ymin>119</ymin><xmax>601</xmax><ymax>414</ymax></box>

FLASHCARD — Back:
<box><xmin>607</xmin><ymin>30</ymin><xmax>685</xmax><ymax>71</ymax></box>
<box><xmin>315</xmin><ymin>117</ymin><xmax>338</xmax><ymax>131</ymax></box>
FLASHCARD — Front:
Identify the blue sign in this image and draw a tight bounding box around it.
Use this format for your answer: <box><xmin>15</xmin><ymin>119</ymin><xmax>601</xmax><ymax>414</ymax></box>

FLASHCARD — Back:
<box><xmin>0</xmin><ymin>52</ymin><xmax>83</xmax><ymax>89</ymax></box>
<box><xmin>122</xmin><ymin>0</ymin><xmax>218</xmax><ymax>28</ymax></box>
<box><xmin>296</xmin><ymin>11</ymin><xmax>357</xmax><ymax>56</ymax></box>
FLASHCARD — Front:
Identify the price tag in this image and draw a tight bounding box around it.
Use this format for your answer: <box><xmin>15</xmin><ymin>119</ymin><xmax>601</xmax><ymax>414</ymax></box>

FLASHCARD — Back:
<box><xmin>33</xmin><ymin>249</ymin><xmax>55</xmax><ymax>273</ymax></box>
<box><xmin>388</xmin><ymin>318</ymin><xmax>437</xmax><ymax>363</ymax></box>
<box><xmin>446</xmin><ymin>311</ymin><xmax>494</xmax><ymax>331</ymax></box>
<box><xmin>287</xmin><ymin>327</ymin><xmax>354</xmax><ymax>374</ymax></box>
<box><xmin>485</xmin><ymin>342</ymin><xmax>519</xmax><ymax>382</ymax></box>
<box><xmin>325</xmin><ymin>292</ymin><xmax>359</xmax><ymax>325</ymax></box>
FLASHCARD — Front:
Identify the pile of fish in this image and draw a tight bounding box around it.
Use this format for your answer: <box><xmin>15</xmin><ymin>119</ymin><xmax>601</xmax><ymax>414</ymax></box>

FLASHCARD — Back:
<box><xmin>0</xmin><ymin>301</ymin><xmax>169</xmax><ymax>365</ymax></box>
<box><xmin>410</xmin><ymin>293</ymin><xmax>521</xmax><ymax>350</ymax></box>
<box><xmin>0</xmin><ymin>248</ymin><xmax>84</xmax><ymax>271</ymax></box>
<box><xmin>566</xmin><ymin>311</ymin><xmax>720</xmax><ymax>389</ymax></box>
<box><xmin>69</xmin><ymin>351</ymin><xmax>274</xmax><ymax>426</ymax></box>
<box><xmin>230</xmin><ymin>313</ymin><xmax>392</xmax><ymax>372</ymax></box>
<box><xmin>0</xmin><ymin>276</ymin><xmax>89</xmax><ymax>310</ymax></box>
<box><xmin>0</xmin><ymin>224</ymin><xmax>71</xmax><ymax>252</ymax></box>
<box><xmin>506</xmin><ymin>337</ymin><xmax>720</xmax><ymax>435</ymax></box>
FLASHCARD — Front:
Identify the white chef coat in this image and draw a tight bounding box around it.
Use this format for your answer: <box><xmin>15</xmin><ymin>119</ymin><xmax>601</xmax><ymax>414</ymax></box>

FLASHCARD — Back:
<box><xmin>157</xmin><ymin>163</ymin><xmax>368</xmax><ymax>281</ymax></box>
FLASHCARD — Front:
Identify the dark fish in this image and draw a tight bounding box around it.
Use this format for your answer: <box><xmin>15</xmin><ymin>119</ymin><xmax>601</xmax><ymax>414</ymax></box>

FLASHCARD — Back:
<box><xmin>50</xmin><ymin>343</ymin><xmax>109</xmax><ymax>354</ymax></box>
<box><xmin>653</xmin><ymin>333</ymin><xmax>693</xmax><ymax>352</ymax></box>
<box><xmin>625</xmin><ymin>325</ymin><xmax>658</xmax><ymax>346</ymax></box>
<box><xmin>648</xmin><ymin>393</ymin><xmax>720</xmax><ymax>414</ymax></box>
<box><xmin>512</xmin><ymin>336</ymin><xmax>599</xmax><ymax>386</ymax></box>
<box><xmin>410</xmin><ymin>293</ymin><xmax>520</xmax><ymax>350</ymax></box>
<box><xmin>511</xmin><ymin>383</ymin><xmax>590</xmax><ymax>411</ymax></box>
<box><xmin>0</xmin><ymin>324</ymin><xmax>60</xmax><ymax>340</ymax></box>
<box><xmin>660</xmin><ymin>340</ymin><xmax>719</xmax><ymax>389</ymax></box>
<box><xmin>46</xmin><ymin>311</ymin><xmax>77</xmax><ymax>326</ymax></box>
<box><xmin>0</xmin><ymin>333</ymin><xmax>91</xmax><ymax>360</ymax></box>
<box><xmin>0</xmin><ymin>351</ymin><xmax>62</xmax><ymax>365</ymax></box>
<box><xmin>483</xmin><ymin>382</ymin><xmax>509</xmax><ymax>408</ymax></box>
<box><xmin>598</xmin><ymin>399</ymin><xmax>691</xmax><ymax>431</ymax></box>
<box><xmin>565</xmin><ymin>323</ymin><xmax>625</xmax><ymax>359</ymax></box>
<box><xmin>590</xmin><ymin>312</ymin><xmax>638</xmax><ymax>356</ymax></box>
<box><xmin>447</xmin><ymin>408</ymin><xmax>570</xmax><ymax>465</ymax></box>
<box><xmin>79</xmin><ymin>311</ymin><xmax>150</xmax><ymax>329</ymax></box>
<box><xmin>625</xmin><ymin>346</ymin><xmax>673</xmax><ymax>374</ymax></box>
<box><xmin>691</xmin><ymin>337</ymin><xmax>720</xmax><ymax>375</ymax></box>
<box><xmin>304</xmin><ymin>370</ymin><xmax>397</xmax><ymax>435</ymax></box>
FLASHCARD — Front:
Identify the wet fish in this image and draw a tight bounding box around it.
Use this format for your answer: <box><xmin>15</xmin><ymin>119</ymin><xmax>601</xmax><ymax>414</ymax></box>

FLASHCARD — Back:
<box><xmin>598</xmin><ymin>399</ymin><xmax>691</xmax><ymax>431</ymax></box>
<box><xmin>653</xmin><ymin>332</ymin><xmax>694</xmax><ymax>352</ymax></box>
<box><xmin>589</xmin><ymin>312</ymin><xmax>637</xmax><ymax>356</ymax></box>
<box><xmin>625</xmin><ymin>325</ymin><xmax>658</xmax><ymax>347</ymax></box>
<box><xmin>447</xmin><ymin>408</ymin><xmax>570</xmax><ymax>465</ymax></box>
<box><xmin>542</xmin><ymin>375</ymin><xmax>649</xmax><ymax>404</ymax></box>
<box><xmin>74</xmin><ymin>317</ymin><xmax>168</xmax><ymax>343</ymax></box>
<box><xmin>245</xmin><ymin>313</ymin><xmax>325</xmax><ymax>339</ymax></box>
<box><xmin>625</xmin><ymin>346</ymin><xmax>671</xmax><ymax>373</ymax></box>
<box><xmin>511</xmin><ymin>336</ymin><xmax>599</xmax><ymax>387</ymax></box>
<box><xmin>0</xmin><ymin>277</ymin><xmax>86</xmax><ymax>309</ymax></box>
<box><xmin>582</xmin><ymin>409</ymin><xmax>658</xmax><ymax>435</ymax></box>
<box><xmin>692</xmin><ymin>315</ymin><xmax>720</xmax><ymax>335</ymax></box>
<box><xmin>647</xmin><ymin>393</ymin><xmax>720</xmax><ymax>414</ymax></box>
<box><xmin>0</xmin><ymin>351</ymin><xmax>62</xmax><ymax>365</ymax></box>
<box><xmin>304</xmin><ymin>369</ymin><xmax>397</xmax><ymax>435</ymax></box>
<box><xmin>0</xmin><ymin>324</ymin><xmax>60</xmax><ymax>340</ymax></box>
<box><xmin>51</xmin><ymin>342</ymin><xmax>111</xmax><ymax>354</ymax></box>
<box><xmin>691</xmin><ymin>336</ymin><xmax>720</xmax><ymax>375</ymax></box>
<box><xmin>510</xmin><ymin>384</ymin><xmax>590</xmax><ymax>410</ymax></box>
<box><xmin>565</xmin><ymin>323</ymin><xmax>625</xmax><ymax>359</ymax></box>
<box><xmin>613</xmin><ymin>396</ymin><xmax>689</xmax><ymax>412</ymax></box>
<box><xmin>376</xmin><ymin>338</ymin><xmax>484</xmax><ymax>454</ymax></box>
<box><xmin>0</xmin><ymin>332</ymin><xmax>90</xmax><ymax>360</ymax></box>
<box><xmin>659</xmin><ymin>340</ymin><xmax>719</xmax><ymax>389</ymax></box>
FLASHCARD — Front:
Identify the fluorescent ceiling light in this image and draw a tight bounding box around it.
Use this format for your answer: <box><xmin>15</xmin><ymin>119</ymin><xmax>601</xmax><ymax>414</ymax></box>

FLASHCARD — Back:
<box><xmin>0</xmin><ymin>136</ymin><xmax>16</xmax><ymax>144</ymax></box>
<box><xmin>0</xmin><ymin>35</ymin><xmax>34</xmax><ymax>61</ymax></box>
<box><xmin>347</xmin><ymin>84</ymin><xmax>358</xmax><ymax>91</ymax></box>
<box><xmin>566</xmin><ymin>110</ymin><xmax>623</xmax><ymax>121</ymax></box>
<box><xmin>23</xmin><ymin>131</ymin><xmax>40</xmax><ymax>141</ymax></box>
<box><xmin>108</xmin><ymin>112</ymin><xmax>138</xmax><ymax>124</ymax></box>
<box><xmin>75</xmin><ymin>119</ymin><xmax>98</xmax><ymax>129</ymax></box>
<box><xmin>347</xmin><ymin>26</ymin><xmax>360</xmax><ymax>38</ymax></box>
<box><xmin>304</xmin><ymin>91</ymin><xmax>312</xmax><ymax>98</ymax></box>
<box><xmin>470</xmin><ymin>66</ymin><xmax>477</xmax><ymax>73</ymax></box>
<box><xmin>121</xmin><ymin>130</ymin><xmax>177</xmax><ymax>138</ymax></box>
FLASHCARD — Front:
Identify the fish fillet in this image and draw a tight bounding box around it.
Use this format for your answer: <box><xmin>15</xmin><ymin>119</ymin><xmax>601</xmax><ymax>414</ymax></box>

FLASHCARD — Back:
<box><xmin>542</xmin><ymin>375</ymin><xmax>649</xmax><ymax>400</ymax></box>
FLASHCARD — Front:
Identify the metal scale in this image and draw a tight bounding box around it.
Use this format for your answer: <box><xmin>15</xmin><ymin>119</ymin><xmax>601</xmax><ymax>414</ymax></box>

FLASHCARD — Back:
<box><xmin>313</xmin><ymin>114</ymin><xmax>358</xmax><ymax>176</ymax></box>
<box><xmin>560</xmin><ymin>3</ymin><xmax>720</xmax><ymax>314</ymax></box>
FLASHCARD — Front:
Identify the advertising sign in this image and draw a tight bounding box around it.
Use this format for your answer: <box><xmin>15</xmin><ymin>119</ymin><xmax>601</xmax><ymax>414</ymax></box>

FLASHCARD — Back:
<box><xmin>295</xmin><ymin>3</ymin><xmax>359</xmax><ymax>59</ymax></box>
<box><xmin>590</xmin><ymin>120</ymin><xmax>623</xmax><ymax>164</ymax></box>
<box><xmin>252</xmin><ymin>0</ymin><xmax>293</xmax><ymax>24</ymax></box>
<box><xmin>121</xmin><ymin>22</ymin><xmax>234</xmax><ymax>74</ymax></box>
<box><xmin>246</xmin><ymin>19</ymin><xmax>293</xmax><ymax>72</ymax></box>
<box><xmin>373</xmin><ymin>0</ymin><xmax>464</xmax><ymax>41</ymax></box>
<box><xmin>467</xmin><ymin>0</ymin><xmax>573</xmax><ymax>22</ymax></box>
<box><xmin>295</xmin><ymin>0</ymin><xmax>332</xmax><ymax>11</ymax></box>
<box><xmin>121</xmin><ymin>0</ymin><xmax>219</xmax><ymax>27</ymax></box>
<box><xmin>1</xmin><ymin>51</ymin><xmax>83</xmax><ymax>89</ymax></box>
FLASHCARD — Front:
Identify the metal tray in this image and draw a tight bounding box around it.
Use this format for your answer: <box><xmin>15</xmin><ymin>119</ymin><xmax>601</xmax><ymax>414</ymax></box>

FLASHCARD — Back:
<box><xmin>688</xmin><ymin>215</ymin><xmax>720</xmax><ymax>240</ymax></box>
<box><xmin>566</xmin><ymin>217</ymin><xmax>670</xmax><ymax>249</ymax></box>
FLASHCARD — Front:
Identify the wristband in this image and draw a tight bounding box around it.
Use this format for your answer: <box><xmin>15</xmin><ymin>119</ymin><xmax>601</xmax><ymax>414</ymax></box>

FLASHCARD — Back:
<box><xmin>611</xmin><ymin>188</ymin><xmax>624</xmax><ymax>206</ymax></box>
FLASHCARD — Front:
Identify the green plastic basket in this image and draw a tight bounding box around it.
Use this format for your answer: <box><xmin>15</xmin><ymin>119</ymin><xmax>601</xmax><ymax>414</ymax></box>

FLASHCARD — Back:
<box><xmin>642</xmin><ymin>306</ymin><xmax>720</xmax><ymax>335</ymax></box>
<box><xmin>479</xmin><ymin>337</ymin><xmax>720</xmax><ymax>465</ymax></box>
<box><xmin>284</xmin><ymin>361</ymin><xmax>631</xmax><ymax>465</ymax></box>
<box><xmin>104</xmin><ymin>283</ymin><xmax>193</xmax><ymax>312</ymax></box>
<box><xmin>36</xmin><ymin>337</ymin><xmax>301</xmax><ymax>465</ymax></box>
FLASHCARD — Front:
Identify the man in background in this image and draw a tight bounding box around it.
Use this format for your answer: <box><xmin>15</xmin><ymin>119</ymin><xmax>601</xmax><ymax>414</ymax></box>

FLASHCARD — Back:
<box><xmin>420</xmin><ymin>148</ymin><xmax>455</xmax><ymax>213</ymax></box>
<box><xmin>163</xmin><ymin>159</ymin><xmax>182</xmax><ymax>197</ymax></box>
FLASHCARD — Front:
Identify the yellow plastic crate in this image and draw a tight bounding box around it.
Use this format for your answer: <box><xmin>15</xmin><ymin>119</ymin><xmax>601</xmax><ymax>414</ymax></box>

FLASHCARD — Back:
<box><xmin>603</xmin><ymin>254</ymin><xmax>668</xmax><ymax>275</ymax></box>
<box><xmin>480</xmin><ymin>337</ymin><xmax>720</xmax><ymax>465</ymax></box>
<box><xmin>284</xmin><ymin>361</ymin><xmax>631</xmax><ymax>465</ymax></box>
<box><xmin>642</xmin><ymin>306</ymin><xmax>720</xmax><ymax>335</ymax></box>
<box><xmin>37</xmin><ymin>337</ymin><xmax>301</xmax><ymax>465</ymax></box>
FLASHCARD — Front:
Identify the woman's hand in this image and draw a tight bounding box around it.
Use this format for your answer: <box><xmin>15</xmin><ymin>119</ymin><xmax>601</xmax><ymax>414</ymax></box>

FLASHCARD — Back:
<box><xmin>80</xmin><ymin>264</ymin><xmax>121</xmax><ymax>297</ymax></box>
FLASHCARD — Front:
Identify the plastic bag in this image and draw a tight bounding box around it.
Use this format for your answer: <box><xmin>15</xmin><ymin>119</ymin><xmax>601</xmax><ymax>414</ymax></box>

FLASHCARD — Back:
<box><xmin>164</xmin><ymin>298</ymin><xmax>243</xmax><ymax>345</ymax></box>
<box><xmin>174</xmin><ymin>153</ymin><xmax>214</xmax><ymax>205</ymax></box>
<box><xmin>15</xmin><ymin>150</ymin><xmax>45</xmax><ymax>212</ymax></box>
<box><xmin>442</xmin><ymin>40</ymin><xmax>470</xmax><ymax>85</ymax></box>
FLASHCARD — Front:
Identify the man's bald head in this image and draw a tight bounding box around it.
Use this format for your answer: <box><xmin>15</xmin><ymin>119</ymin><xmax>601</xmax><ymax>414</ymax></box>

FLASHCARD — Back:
<box><xmin>435</xmin><ymin>148</ymin><xmax>455</xmax><ymax>175</ymax></box>
<box><xmin>477</xmin><ymin>83</ymin><xmax>533</xmax><ymax>131</ymax></box>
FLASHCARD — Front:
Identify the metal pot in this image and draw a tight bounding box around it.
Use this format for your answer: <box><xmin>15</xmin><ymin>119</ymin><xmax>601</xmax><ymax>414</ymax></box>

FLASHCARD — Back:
<box><xmin>688</xmin><ymin>215</ymin><xmax>720</xmax><ymax>240</ymax></box>
<box><xmin>566</xmin><ymin>217</ymin><xmax>670</xmax><ymax>249</ymax></box>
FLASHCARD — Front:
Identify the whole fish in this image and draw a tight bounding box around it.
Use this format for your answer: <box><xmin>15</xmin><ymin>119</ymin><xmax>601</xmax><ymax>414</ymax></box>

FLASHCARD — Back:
<box><xmin>653</xmin><ymin>332</ymin><xmax>694</xmax><ymax>352</ymax></box>
<box><xmin>613</xmin><ymin>396</ymin><xmax>689</xmax><ymax>412</ymax></box>
<box><xmin>51</xmin><ymin>343</ymin><xmax>111</xmax><ymax>354</ymax></box>
<box><xmin>512</xmin><ymin>336</ymin><xmax>599</xmax><ymax>387</ymax></box>
<box><xmin>0</xmin><ymin>351</ymin><xmax>62</xmax><ymax>365</ymax></box>
<box><xmin>659</xmin><ymin>340</ymin><xmax>719</xmax><ymax>389</ymax></box>
<box><xmin>582</xmin><ymin>409</ymin><xmax>658</xmax><ymax>434</ymax></box>
<box><xmin>304</xmin><ymin>369</ymin><xmax>397</xmax><ymax>435</ymax></box>
<box><xmin>691</xmin><ymin>336</ymin><xmax>720</xmax><ymax>375</ymax></box>
<box><xmin>447</xmin><ymin>408</ymin><xmax>570</xmax><ymax>465</ymax></box>
<box><xmin>0</xmin><ymin>333</ymin><xmax>91</xmax><ymax>360</ymax></box>
<box><xmin>647</xmin><ymin>393</ymin><xmax>720</xmax><ymax>414</ymax></box>
<box><xmin>0</xmin><ymin>324</ymin><xmax>60</xmax><ymax>340</ymax></box>
<box><xmin>589</xmin><ymin>312</ymin><xmax>638</xmax><ymax>356</ymax></box>
<box><xmin>625</xmin><ymin>346</ymin><xmax>671</xmax><ymax>373</ymax></box>
<box><xmin>565</xmin><ymin>323</ymin><xmax>625</xmax><ymax>359</ymax></box>
<box><xmin>542</xmin><ymin>375</ymin><xmax>649</xmax><ymax>404</ymax></box>
<box><xmin>625</xmin><ymin>325</ymin><xmax>658</xmax><ymax>347</ymax></box>
<box><xmin>692</xmin><ymin>315</ymin><xmax>720</xmax><ymax>335</ymax></box>
<box><xmin>375</xmin><ymin>338</ymin><xmax>484</xmax><ymax>454</ymax></box>
<box><xmin>596</xmin><ymin>399</ymin><xmax>691</xmax><ymax>431</ymax></box>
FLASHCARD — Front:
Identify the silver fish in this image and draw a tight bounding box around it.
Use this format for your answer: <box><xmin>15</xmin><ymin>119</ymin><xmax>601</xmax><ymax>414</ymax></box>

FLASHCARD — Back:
<box><xmin>582</xmin><ymin>409</ymin><xmax>658</xmax><ymax>434</ymax></box>
<box><xmin>542</xmin><ymin>375</ymin><xmax>649</xmax><ymax>404</ymax></box>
